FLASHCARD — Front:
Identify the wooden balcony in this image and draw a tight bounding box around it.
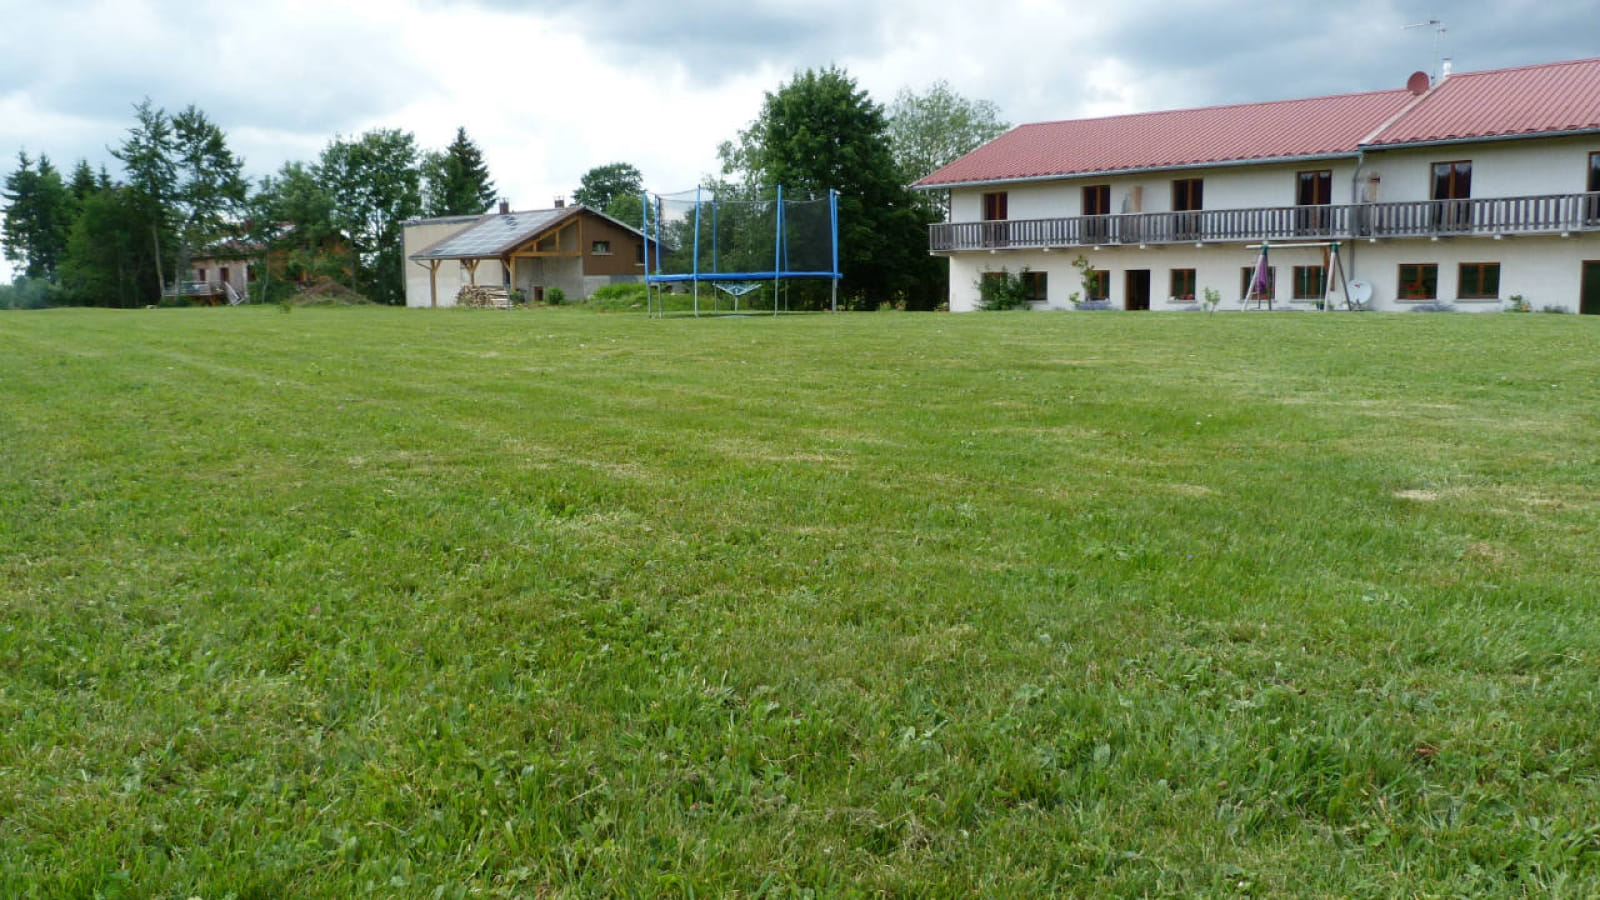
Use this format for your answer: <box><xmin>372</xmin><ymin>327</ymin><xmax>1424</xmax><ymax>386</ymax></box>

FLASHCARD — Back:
<box><xmin>929</xmin><ymin>192</ymin><xmax>1600</xmax><ymax>252</ymax></box>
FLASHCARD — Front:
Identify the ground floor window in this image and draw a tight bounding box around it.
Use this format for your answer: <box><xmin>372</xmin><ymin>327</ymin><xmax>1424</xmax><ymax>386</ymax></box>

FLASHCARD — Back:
<box><xmin>1022</xmin><ymin>271</ymin><xmax>1047</xmax><ymax>303</ymax></box>
<box><xmin>1292</xmin><ymin>265</ymin><xmax>1325</xmax><ymax>300</ymax></box>
<box><xmin>247</xmin><ymin>264</ymin><xmax>258</xmax><ymax>283</ymax></box>
<box><xmin>1087</xmin><ymin>269</ymin><xmax>1109</xmax><ymax>301</ymax></box>
<box><xmin>1399</xmin><ymin>263</ymin><xmax>1439</xmax><ymax>301</ymax></box>
<box><xmin>1458</xmin><ymin>262</ymin><xmax>1500</xmax><ymax>299</ymax></box>
<box><xmin>1241</xmin><ymin>265</ymin><xmax>1277</xmax><ymax>300</ymax></box>
<box><xmin>1170</xmin><ymin>268</ymin><xmax>1196</xmax><ymax>301</ymax></box>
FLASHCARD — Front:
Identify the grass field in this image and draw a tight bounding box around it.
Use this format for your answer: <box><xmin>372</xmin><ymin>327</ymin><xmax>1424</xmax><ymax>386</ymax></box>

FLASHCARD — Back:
<box><xmin>4</xmin><ymin>306</ymin><xmax>1600</xmax><ymax>896</ymax></box>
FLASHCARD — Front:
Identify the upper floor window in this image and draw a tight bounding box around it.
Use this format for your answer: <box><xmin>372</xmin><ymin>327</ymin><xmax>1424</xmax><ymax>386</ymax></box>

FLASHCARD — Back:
<box><xmin>1297</xmin><ymin>170</ymin><xmax>1332</xmax><ymax>205</ymax></box>
<box><xmin>982</xmin><ymin>191</ymin><xmax>1008</xmax><ymax>221</ymax></box>
<box><xmin>1082</xmin><ymin>185</ymin><xmax>1111</xmax><ymax>216</ymax></box>
<box><xmin>1589</xmin><ymin>152</ymin><xmax>1599</xmax><ymax>192</ymax></box>
<box><xmin>1431</xmin><ymin>161</ymin><xmax>1472</xmax><ymax>200</ymax></box>
<box><xmin>1172</xmin><ymin>178</ymin><xmax>1203</xmax><ymax>211</ymax></box>
<box><xmin>591</xmin><ymin>240</ymin><xmax>611</xmax><ymax>255</ymax></box>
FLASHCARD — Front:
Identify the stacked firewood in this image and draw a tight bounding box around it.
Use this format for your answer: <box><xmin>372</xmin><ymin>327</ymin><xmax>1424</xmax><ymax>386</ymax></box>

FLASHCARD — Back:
<box><xmin>455</xmin><ymin>285</ymin><xmax>512</xmax><ymax>308</ymax></box>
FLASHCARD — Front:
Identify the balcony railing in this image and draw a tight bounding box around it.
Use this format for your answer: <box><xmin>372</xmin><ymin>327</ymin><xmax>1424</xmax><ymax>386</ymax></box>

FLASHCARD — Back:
<box><xmin>930</xmin><ymin>192</ymin><xmax>1600</xmax><ymax>252</ymax></box>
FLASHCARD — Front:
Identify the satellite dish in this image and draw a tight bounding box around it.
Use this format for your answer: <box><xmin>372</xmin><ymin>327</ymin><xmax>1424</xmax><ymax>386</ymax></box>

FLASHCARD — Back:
<box><xmin>1406</xmin><ymin>71</ymin><xmax>1430</xmax><ymax>95</ymax></box>
<box><xmin>1347</xmin><ymin>279</ymin><xmax>1374</xmax><ymax>304</ymax></box>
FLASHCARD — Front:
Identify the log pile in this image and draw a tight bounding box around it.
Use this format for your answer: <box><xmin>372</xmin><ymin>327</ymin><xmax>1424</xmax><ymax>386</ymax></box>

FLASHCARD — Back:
<box><xmin>455</xmin><ymin>285</ymin><xmax>513</xmax><ymax>309</ymax></box>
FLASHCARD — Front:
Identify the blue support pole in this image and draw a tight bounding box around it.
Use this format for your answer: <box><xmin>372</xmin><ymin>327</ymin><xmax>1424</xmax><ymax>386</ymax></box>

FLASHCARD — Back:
<box><xmin>830</xmin><ymin>188</ymin><xmax>840</xmax><ymax>313</ymax></box>
<box><xmin>773</xmin><ymin>185</ymin><xmax>783</xmax><ymax>317</ymax></box>
<box><xmin>692</xmin><ymin>186</ymin><xmax>703</xmax><ymax>317</ymax></box>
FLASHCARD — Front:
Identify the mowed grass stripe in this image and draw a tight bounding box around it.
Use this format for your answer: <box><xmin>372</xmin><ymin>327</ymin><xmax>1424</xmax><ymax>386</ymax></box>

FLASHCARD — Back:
<box><xmin>2</xmin><ymin>306</ymin><xmax>1599</xmax><ymax>896</ymax></box>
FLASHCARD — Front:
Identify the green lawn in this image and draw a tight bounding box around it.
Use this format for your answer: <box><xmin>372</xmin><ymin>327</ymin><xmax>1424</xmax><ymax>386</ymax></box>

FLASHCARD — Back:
<box><xmin>3</xmin><ymin>306</ymin><xmax>1600</xmax><ymax>896</ymax></box>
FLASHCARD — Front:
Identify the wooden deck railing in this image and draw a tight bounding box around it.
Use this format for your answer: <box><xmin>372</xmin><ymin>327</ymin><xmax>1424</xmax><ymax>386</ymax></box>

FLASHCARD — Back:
<box><xmin>929</xmin><ymin>192</ymin><xmax>1600</xmax><ymax>252</ymax></box>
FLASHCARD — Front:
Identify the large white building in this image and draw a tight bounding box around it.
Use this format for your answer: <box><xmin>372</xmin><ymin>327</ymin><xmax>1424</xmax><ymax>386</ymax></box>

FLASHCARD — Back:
<box><xmin>917</xmin><ymin>58</ymin><xmax>1600</xmax><ymax>313</ymax></box>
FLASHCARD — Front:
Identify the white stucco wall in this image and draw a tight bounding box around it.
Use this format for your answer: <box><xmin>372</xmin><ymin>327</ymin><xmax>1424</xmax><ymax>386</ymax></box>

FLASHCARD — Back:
<box><xmin>1363</xmin><ymin>135</ymin><xmax>1600</xmax><ymax>203</ymax></box>
<box><xmin>940</xmin><ymin>134</ymin><xmax>1600</xmax><ymax>313</ymax></box>
<box><xmin>946</xmin><ymin>233</ymin><xmax>1598</xmax><ymax>313</ymax></box>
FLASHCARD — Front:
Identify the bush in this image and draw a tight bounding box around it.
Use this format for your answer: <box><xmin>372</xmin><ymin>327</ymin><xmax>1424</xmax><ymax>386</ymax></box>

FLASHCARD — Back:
<box><xmin>589</xmin><ymin>282</ymin><xmax>648</xmax><ymax>304</ymax></box>
<box><xmin>976</xmin><ymin>268</ymin><xmax>1032</xmax><ymax>311</ymax></box>
<box><xmin>546</xmin><ymin>286</ymin><xmax>567</xmax><ymax>306</ymax></box>
<box><xmin>0</xmin><ymin>278</ymin><xmax>57</xmax><ymax>309</ymax></box>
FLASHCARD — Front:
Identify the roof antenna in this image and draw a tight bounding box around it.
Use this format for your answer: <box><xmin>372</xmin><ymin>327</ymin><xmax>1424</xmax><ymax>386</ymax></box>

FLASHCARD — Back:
<box><xmin>1403</xmin><ymin>18</ymin><xmax>1448</xmax><ymax>84</ymax></box>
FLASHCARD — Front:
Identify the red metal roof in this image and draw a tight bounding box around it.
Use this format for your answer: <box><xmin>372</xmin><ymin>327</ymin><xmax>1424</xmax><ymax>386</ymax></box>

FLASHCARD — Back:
<box><xmin>1366</xmin><ymin>57</ymin><xmax>1600</xmax><ymax>145</ymax></box>
<box><xmin>916</xmin><ymin>57</ymin><xmax>1600</xmax><ymax>188</ymax></box>
<box><xmin>915</xmin><ymin>89</ymin><xmax>1416</xmax><ymax>187</ymax></box>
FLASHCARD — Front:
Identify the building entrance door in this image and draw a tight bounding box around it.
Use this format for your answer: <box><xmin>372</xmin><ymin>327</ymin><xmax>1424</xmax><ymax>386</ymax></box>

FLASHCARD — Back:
<box><xmin>1582</xmin><ymin>261</ymin><xmax>1600</xmax><ymax>315</ymax></box>
<box><xmin>1125</xmin><ymin>270</ymin><xmax>1150</xmax><ymax>310</ymax></box>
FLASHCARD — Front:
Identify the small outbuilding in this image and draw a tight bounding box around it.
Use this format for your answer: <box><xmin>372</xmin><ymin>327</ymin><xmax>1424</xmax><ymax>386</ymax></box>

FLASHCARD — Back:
<box><xmin>402</xmin><ymin>202</ymin><xmax>651</xmax><ymax>307</ymax></box>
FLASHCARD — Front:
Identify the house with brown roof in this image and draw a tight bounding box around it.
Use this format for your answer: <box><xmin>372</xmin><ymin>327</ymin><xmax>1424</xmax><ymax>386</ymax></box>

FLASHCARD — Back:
<box><xmin>916</xmin><ymin>57</ymin><xmax>1600</xmax><ymax>313</ymax></box>
<box><xmin>403</xmin><ymin>201</ymin><xmax>651</xmax><ymax>307</ymax></box>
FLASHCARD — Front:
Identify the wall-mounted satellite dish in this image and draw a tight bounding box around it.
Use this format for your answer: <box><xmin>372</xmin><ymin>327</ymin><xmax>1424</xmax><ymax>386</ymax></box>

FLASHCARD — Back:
<box><xmin>1406</xmin><ymin>71</ymin><xmax>1430</xmax><ymax>95</ymax></box>
<box><xmin>1347</xmin><ymin>279</ymin><xmax>1374</xmax><ymax>304</ymax></box>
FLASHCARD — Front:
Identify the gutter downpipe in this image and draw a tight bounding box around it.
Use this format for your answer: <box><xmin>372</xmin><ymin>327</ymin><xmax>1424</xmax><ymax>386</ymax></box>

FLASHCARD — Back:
<box><xmin>1348</xmin><ymin>147</ymin><xmax>1364</xmax><ymax>291</ymax></box>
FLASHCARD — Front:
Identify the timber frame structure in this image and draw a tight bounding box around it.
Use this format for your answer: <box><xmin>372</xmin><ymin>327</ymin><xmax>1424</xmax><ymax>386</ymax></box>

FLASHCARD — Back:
<box><xmin>404</xmin><ymin>204</ymin><xmax>652</xmax><ymax>308</ymax></box>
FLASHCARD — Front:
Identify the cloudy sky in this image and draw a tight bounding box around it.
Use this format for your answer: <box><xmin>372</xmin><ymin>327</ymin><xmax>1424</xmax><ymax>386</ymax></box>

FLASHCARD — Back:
<box><xmin>2</xmin><ymin>0</ymin><xmax>1596</xmax><ymax>280</ymax></box>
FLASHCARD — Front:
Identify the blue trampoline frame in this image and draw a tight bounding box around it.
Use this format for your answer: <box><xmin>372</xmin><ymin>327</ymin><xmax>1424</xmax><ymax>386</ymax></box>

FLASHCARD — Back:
<box><xmin>641</xmin><ymin>186</ymin><xmax>842</xmax><ymax>317</ymax></box>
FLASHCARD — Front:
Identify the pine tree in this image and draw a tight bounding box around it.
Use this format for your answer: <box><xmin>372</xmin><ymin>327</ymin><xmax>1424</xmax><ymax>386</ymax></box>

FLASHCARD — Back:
<box><xmin>422</xmin><ymin>127</ymin><xmax>495</xmax><ymax>217</ymax></box>
<box><xmin>2</xmin><ymin>151</ymin><xmax>73</xmax><ymax>282</ymax></box>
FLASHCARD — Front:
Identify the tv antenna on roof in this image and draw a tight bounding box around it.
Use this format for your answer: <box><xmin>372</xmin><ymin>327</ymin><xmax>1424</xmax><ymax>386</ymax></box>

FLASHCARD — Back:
<box><xmin>1403</xmin><ymin>18</ymin><xmax>1448</xmax><ymax>83</ymax></box>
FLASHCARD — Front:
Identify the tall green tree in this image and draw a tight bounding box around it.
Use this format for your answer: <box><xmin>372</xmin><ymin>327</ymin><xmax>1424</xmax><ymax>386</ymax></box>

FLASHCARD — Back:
<box><xmin>722</xmin><ymin>66</ymin><xmax>932</xmax><ymax>308</ymax></box>
<box><xmin>2</xmin><ymin>151</ymin><xmax>73</xmax><ymax>282</ymax></box>
<box><xmin>169</xmin><ymin>105</ymin><xmax>249</xmax><ymax>287</ymax></box>
<box><xmin>885</xmin><ymin>81</ymin><xmax>1009</xmax><ymax>185</ymax></box>
<box><xmin>573</xmin><ymin>162</ymin><xmax>643</xmax><ymax>212</ymax></box>
<box><xmin>317</xmin><ymin>129</ymin><xmax>422</xmax><ymax>304</ymax></box>
<box><xmin>111</xmin><ymin>99</ymin><xmax>178</xmax><ymax>297</ymax></box>
<box><xmin>420</xmin><ymin>127</ymin><xmax>496</xmax><ymax>217</ymax></box>
<box><xmin>59</xmin><ymin>186</ymin><xmax>154</xmax><ymax>308</ymax></box>
<box><xmin>250</xmin><ymin>161</ymin><xmax>350</xmax><ymax>295</ymax></box>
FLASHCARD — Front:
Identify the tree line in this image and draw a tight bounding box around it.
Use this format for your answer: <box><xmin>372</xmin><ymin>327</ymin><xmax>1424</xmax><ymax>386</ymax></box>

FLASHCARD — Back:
<box><xmin>4</xmin><ymin>72</ymin><xmax>1003</xmax><ymax>310</ymax></box>
<box><xmin>2</xmin><ymin>103</ymin><xmax>496</xmax><ymax>308</ymax></box>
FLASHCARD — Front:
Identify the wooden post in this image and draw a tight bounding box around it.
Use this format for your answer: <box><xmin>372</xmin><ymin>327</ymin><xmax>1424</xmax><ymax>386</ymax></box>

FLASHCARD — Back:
<box><xmin>427</xmin><ymin>259</ymin><xmax>442</xmax><ymax>308</ymax></box>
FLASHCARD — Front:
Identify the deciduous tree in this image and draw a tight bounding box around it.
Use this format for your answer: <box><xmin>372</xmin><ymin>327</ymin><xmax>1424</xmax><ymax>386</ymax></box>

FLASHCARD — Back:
<box><xmin>573</xmin><ymin>162</ymin><xmax>643</xmax><ymax>212</ymax></box>
<box><xmin>885</xmin><ymin>81</ymin><xmax>1008</xmax><ymax>186</ymax></box>
<box><xmin>722</xmin><ymin>66</ymin><xmax>932</xmax><ymax>308</ymax></box>
<box><xmin>316</xmin><ymin>129</ymin><xmax>422</xmax><ymax>304</ymax></box>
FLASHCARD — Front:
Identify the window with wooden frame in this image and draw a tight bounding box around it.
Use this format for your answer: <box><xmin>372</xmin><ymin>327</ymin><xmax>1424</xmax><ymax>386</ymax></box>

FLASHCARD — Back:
<box><xmin>1296</xmin><ymin>170</ymin><xmax>1332</xmax><ymax>206</ymax></box>
<box><xmin>982</xmin><ymin>191</ymin><xmax>1008</xmax><ymax>220</ymax></box>
<box><xmin>1172</xmin><ymin>178</ymin><xmax>1203</xmax><ymax>211</ymax></box>
<box><xmin>1431</xmin><ymin>161</ymin><xmax>1472</xmax><ymax>199</ymax></box>
<box><xmin>591</xmin><ymin>240</ymin><xmax>611</xmax><ymax>255</ymax></box>
<box><xmin>1292</xmin><ymin>265</ymin><xmax>1326</xmax><ymax>300</ymax></box>
<box><xmin>1587</xmin><ymin>152</ymin><xmax>1600</xmax><ymax>224</ymax></box>
<box><xmin>1458</xmin><ymin>262</ymin><xmax>1500</xmax><ymax>299</ymax></box>
<box><xmin>1241</xmin><ymin>266</ymin><xmax>1277</xmax><ymax>300</ymax></box>
<box><xmin>1087</xmin><ymin>269</ymin><xmax>1109</xmax><ymax>301</ymax></box>
<box><xmin>1399</xmin><ymin>263</ymin><xmax>1439</xmax><ymax>300</ymax></box>
<box><xmin>1082</xmin><ymin>184</ymin><xmax>1111</xmax><ymax>216</ymax></box>
<box><xmin>1021</xmin><ymin>271</ymin><xmax>1048</xmax><ymax>303</ymax></box>
<box><xmin>1170</xmin><ymin>268</ymin><xmax>1196</xmax><ymax>301</ymax></box>
<box><xmin>196</xmin><ymin>268</ymin><xmax>206</xmax><ymax>282</ymax></box>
